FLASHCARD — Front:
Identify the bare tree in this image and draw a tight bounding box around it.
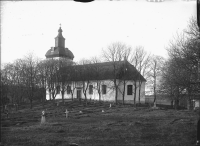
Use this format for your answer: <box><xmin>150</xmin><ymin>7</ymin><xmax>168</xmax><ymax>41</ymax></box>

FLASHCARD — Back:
<box><xmin>149</xmin><ymin>55</ymin><xmax>165</xmax><ymax>107</ymax></box>
<box><xmin>37</xmin><ymin>60</ymin><xmax>49</xmax><ymax>108</ymax></box>
<box><xmin>161</xmin><ymin>59</ymin><xmax>190</xmax><ymax>109</ymax></box>
<box><xmin>1</xmin><ymin>64</ymin><xmax>11</xmax><ymax>111</ymax></box>
<box><xmin>13</xmin><ymin>59</ymin><xmax>28</xmax><ymax>104</ymax></box>
<box><xmin>102</xmin><ymin>42</ymin><xmax>132</xmax><ymax>104</ymax></box>
<box><xmin>76</xmin><ymin>59</ymin><xmax>93</xmax><ymax>105</ymax></box>
<box><xmin>59</xmin><ymin>58</ymin><xmax>74</xmax><ymax>103</ymax></box>
<box><xmin>90</xmin><ymin>56</ymin><xmax>104</xmax><ymax>102</ymax></box>
<box><xmin>21</xmin><ymin>53</ymin><xmax>40</xmax><ymax>109</ymax></box>
<box><xmin>45</xmin><ymin>59</ymin><xmax>60</xmax><ymax>103</ymax></box>
<box><xmin>2</xmin><ymin>63</ymin><xmax>17</xmax><ymax>104</ymax></box>
<box><xmin>130</xmin><ymin>46</ymin><xmax>151</xmax><ymax>105</ymax></box>
<box><xmin>163</xmin><ymin>19</ymin><xmax>199</xmax><ymax>109</ymax></box>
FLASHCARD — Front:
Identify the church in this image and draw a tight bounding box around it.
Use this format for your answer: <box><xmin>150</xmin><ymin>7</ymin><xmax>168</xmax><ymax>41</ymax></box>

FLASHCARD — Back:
<box><xmin>45</xmin><ymin>26</ymin><xmax>146</xmax><ymax>104</ymax></box>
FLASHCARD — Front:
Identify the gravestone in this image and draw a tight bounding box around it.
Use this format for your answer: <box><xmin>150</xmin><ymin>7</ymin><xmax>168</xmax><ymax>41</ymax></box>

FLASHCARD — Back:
<box><xmin>41</xmin><ymin>111</ymin><xmax>46</xmax><ymax>124</ymax></box>
<box><xmin>65</xmin><ymin>109</ymin><xmax>69</xmax><ymax>118</ymax></box>
<box><xmin>69</xmin><ymin>143</ymin><xmax>78</xmax><ymax>146</ymax></box>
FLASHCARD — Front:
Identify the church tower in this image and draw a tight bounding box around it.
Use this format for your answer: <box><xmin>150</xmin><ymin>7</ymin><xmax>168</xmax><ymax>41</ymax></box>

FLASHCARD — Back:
<box><xmin>45</xmin><ymin>25</ymin><xmax>74</xmax><ymax>61</ymax></box>
<box><xmin>55</xmin><ymin>26</ymin><xmax>65</xmax><ymax>48</ymax></box>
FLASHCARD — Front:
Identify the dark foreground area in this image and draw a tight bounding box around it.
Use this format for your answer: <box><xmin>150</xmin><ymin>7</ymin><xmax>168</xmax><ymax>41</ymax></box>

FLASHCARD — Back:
<box><xmin>1</xmin><ymin>100</ymin><xmax>199</xmax><ymax>146</ymax></box>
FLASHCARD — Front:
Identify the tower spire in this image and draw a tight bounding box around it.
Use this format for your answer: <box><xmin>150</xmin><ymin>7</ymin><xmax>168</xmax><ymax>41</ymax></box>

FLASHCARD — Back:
<box><xmin>58</xmin><ymin>24</ymin><xmax>63</xmax><ymax>35</ymax></box>
<box><xmin>55</xmin><ymin>24</ymin><xmax>65</xmax><ymax>48</ymax></box>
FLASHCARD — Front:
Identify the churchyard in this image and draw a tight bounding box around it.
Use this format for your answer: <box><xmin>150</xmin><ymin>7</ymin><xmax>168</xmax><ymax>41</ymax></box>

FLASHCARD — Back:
<box><xmin>1</xmin><ymin>100</ymin><xmax>199</xmax><ymax>146</ymax></box>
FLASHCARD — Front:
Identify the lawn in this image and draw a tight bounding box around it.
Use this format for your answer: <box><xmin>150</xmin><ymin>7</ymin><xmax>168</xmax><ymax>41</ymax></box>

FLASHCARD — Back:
<box><xmin>1</xmin><ymin>100</ymin><xmax>199</xmax><ymax>146</ymax></box>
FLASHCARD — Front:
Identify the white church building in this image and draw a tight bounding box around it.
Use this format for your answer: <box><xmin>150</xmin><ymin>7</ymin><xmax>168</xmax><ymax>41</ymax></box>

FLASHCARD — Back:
<box><xmin>45</xmin><ymin>26</ymin><xmax>146</xmax><ymax>104</ymax></box>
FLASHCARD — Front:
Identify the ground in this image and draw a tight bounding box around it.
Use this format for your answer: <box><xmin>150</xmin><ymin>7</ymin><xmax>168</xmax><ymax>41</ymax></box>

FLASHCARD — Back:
<box><xmin>1</xmin><ymin>100</ymin><xmax>199</xmax><ymax>146</ymax></box>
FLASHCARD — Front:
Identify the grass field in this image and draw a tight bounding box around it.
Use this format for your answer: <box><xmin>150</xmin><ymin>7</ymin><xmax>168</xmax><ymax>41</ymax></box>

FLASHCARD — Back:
<box><xmin>1</xmin><ymin>100</ymin><xmax>199</xmax><ymax>146</ymax></box>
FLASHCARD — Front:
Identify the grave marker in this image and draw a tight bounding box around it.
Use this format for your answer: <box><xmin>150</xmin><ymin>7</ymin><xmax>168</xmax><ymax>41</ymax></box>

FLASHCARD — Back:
<box><xmin>69</xmin><ymin>143</ymin><xmax>78</xmax><ymax>146</ymax></box>
<box><xmin>65</xmin><ymin>109</ymin><xmax>69</xmax><ymax>118</ymax></box>
<box><xmin>41</xmin><ymin>110</ymin><xmax>46</xmax><ymax>124</ymax></box>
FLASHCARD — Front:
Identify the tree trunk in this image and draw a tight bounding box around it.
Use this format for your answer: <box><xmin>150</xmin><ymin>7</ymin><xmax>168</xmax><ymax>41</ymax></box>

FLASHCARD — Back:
<box><xmin>30</xmin><ymin>87</ymin><xmax>33</xmax><ymax>109</ymax></box>
<box><xmin>114</xmin><ymin>79</ymin><xmax>118</xmax><ymax>104</ymax></box>
<box><xmin>174</xmin><ymin>87</ymin><xmax>180</xmax><ymax>110</ymax></box>
<box><xmin>71</xmin><ymin>92</ymin><xmax>74</xmax><ymax>101</ymax></box>
<box><xmin>153</xmin><ymin>75</ymin><xmax>157</xmax><ymax>107</ymax></box>
<box><xmin>174</xmin><ymin>99</ymin><xmax>179</xmax><ymax>110</ymax></box>
<box><xmin>97</xmin><ymin>82</ymin><xmax>101</xmax><ymax>102</ymax></box>
<box><xmin>84</xmin><ymin>93</ymin><xmax>87</xmax><ymax>106</ymax></box>
<box><xmin>98</xmin><ymin>91</ymin><xmax>101</xmax><ymax>102</ymax></box>
<box><xmin>134</xmin><ymin>82</ymin><xmax>137</xmax><ymax>107</ymax></box>
<box><xmin>115</xmin><ymin>86</ymin><xmax>118</xmax><ymax>104</ymax></box>
<box><xmin>171</xmin><ymin>100</ymin><xmax>174</xmax><ymax>108</ymax></box>
<box><xmin>153</xmin><ymin>85</ymin><xmax>156</xmax><ymax>107</ymax></box>
<box><xmin>42</xmin><ymin>91</ymin><xmax>45</xmax><ymax>108</ymax></box>
<box><xmin>61</xmin><ymin>90</ymin><xmax>64</xmax><ymax>104</ymax></box>
<box><xmin>52</xmin><ymin>90</ymin><xmax>56</xmax><ymax>103</ymax></box>
<box><xmin>138</xmin><ymin>82</ymin><xmax>141</xmax><ymax>105</ymax></box>
<box><xmin>187</xmin><ymin>89</ymin><xmax>192</xmax><ymax>110</ymax></box>
<box><xmin>122</xmin><ymin>80</ymin><xmax>126</xmax><ymax>105</ymax></box>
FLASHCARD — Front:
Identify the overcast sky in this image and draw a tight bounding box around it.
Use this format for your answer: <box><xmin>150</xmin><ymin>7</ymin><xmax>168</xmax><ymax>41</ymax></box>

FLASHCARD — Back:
<box><xmin>1</xmin><ymin>0</ymin><xmax>196</xmax><ymax>64</ymax></box>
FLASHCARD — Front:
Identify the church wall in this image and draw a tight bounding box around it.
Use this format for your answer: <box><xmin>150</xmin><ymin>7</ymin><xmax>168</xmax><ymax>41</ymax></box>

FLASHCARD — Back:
<box><xmin>46</xmin><ymin>79</ymin><xmax>145</xmax><ymax>104</ymax></box>
<box><xmin>73</xmin><ymin>80</ymin><xmax>116</xmax><ymax>101</ymax></box>
<box><xmin>117</xmin><ymin>80</ymin><xmax>145</xmax><ymax>104</ymax></box>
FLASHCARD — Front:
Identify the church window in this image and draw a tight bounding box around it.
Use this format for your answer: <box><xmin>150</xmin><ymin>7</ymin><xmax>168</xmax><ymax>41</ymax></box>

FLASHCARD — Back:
<box><xmin>67</xmin><ymin>85</ymin><xmax>71</xmax><ymax>94</ymax></box>
<box><xmin>127</xmin><ymin>85</ymin><xmax>133</xmax><ymax>95</ymax></box>
<box><xmin>89</xmin><ymin>85</ymin><xmax>93</xmax><ymax>94</ymax></box>
<box><xmin>102</xmin><ymin>85</ymin><xmax>107</xmax><ymax>94</ymax></box>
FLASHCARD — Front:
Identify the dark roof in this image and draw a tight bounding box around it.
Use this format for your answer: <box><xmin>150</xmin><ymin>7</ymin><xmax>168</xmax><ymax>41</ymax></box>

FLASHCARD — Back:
<box><xmin>60</xmin><ymin>60</ymin><xmax>146</xmax><ymax>82</ymax></box>
<box><xmin>45</xmin><ymin>47</ymin><xmax>74</xmax><ymax>59</ymax></box>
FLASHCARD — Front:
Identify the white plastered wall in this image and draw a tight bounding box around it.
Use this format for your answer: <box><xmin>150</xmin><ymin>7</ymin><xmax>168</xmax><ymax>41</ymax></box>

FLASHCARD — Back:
<box><xmin>117</xmin><ymin>80</ymin><xmax>146</xmax><ymax>104</ymax></box>
<box><xmin>46</xmin><ymin>79</ymin><xmax>145</xmax><ymax>104</ymax></box>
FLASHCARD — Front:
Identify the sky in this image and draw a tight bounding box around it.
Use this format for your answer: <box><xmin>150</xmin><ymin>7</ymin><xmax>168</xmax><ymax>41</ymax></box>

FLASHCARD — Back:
<box><xmin>1</xmin><ymin>0</ymin><xmax>197</xmax><ymax>65</ymax></box>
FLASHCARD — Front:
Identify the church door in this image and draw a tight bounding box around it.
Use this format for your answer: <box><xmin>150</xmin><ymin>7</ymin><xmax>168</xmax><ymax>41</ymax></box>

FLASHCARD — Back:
<box><xmin>77</xmin><ymin>90</ymin><xmax>81</xmax><ymax>99</ymax></box>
